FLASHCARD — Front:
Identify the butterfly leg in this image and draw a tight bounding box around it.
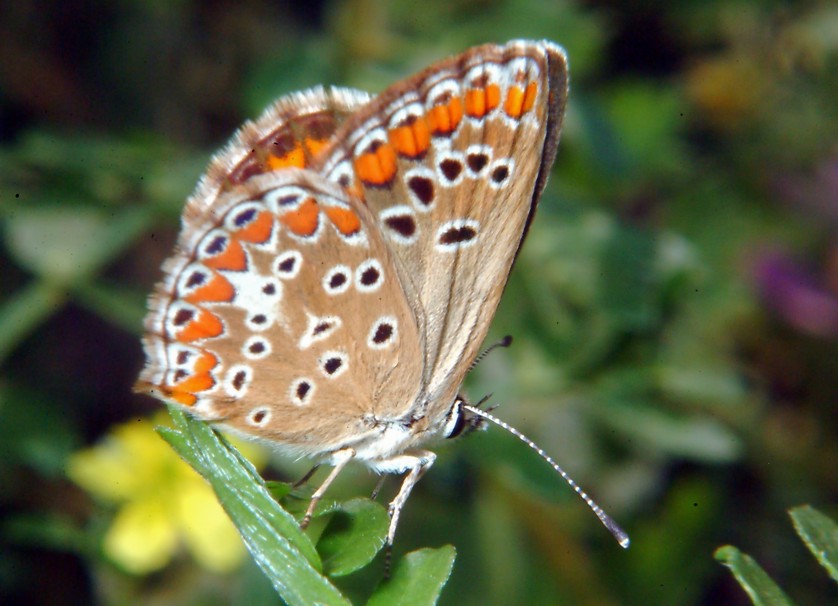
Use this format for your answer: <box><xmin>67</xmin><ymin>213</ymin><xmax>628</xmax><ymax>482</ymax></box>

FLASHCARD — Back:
<box><xmin>292</xmin><ymin>464</ymin><xmax>320</xmax><ymax>488</ymax></box>
<box><xmin>379</xmin><ymin>450</ymin><xmax>437</xmax><ymax>546</ymax></box>
<box><xmin>370</xmin><ymin>474</ymin><xmax>388</xmax><ymax>501</ymax></box>
<box><xmin>300</xmin><ymin>448</ymin><xmax>355</xmax><ymax>530</ymax></box>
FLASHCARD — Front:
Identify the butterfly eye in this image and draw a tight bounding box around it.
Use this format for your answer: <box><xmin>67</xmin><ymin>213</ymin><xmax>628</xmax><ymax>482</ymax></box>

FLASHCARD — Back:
<box><xmin>442</xmin><ymin>400</ymin><xmax>466</xmax><ymax>439</ymax></box>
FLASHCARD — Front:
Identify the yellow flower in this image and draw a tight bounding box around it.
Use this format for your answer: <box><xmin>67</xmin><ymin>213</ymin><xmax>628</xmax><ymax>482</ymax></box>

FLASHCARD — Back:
<box><xmin>67</xmin><ymin>412</ymin><xmax>266</xmax><ymax>575</ymax></box>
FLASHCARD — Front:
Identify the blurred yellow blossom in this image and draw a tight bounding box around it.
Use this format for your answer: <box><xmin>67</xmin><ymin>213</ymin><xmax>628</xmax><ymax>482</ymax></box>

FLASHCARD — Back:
<box><xmin>67</xmin><ymin>412</ymin><xmax>267</xmax><ymax>575</ymax></box>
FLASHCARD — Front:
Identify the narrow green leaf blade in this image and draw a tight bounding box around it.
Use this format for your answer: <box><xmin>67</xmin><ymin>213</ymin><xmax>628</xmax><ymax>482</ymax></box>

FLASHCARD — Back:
<box><xmin>715</xmin><ymin>545</ymin><xmax>797</xmax><ymax>606</ymax></box>
<box><xmin>317</xmin><ymin>498</ymin><xmax>388</xmax><ymax>577</ymax></box>
<box><xmin>159</xmin><ymin>408</ymin><xmax>351</xmax><ymax>606</ymax></box>
<box><xmin>367</xmin><ymin>545</ymin><xmax>456</xmax><ymax>606</ymax></box>
<box><xmin>789</xmin><ymin>505</ymin><xmax>838</xmax><ymax>583</ymax></box>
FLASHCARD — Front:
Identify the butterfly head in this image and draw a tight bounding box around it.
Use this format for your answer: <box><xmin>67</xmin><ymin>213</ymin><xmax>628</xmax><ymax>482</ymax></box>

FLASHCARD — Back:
<box><xmin>441</xmin><ymin>396</ymin><xmax>487</xmax><ymax>439</ymax></box>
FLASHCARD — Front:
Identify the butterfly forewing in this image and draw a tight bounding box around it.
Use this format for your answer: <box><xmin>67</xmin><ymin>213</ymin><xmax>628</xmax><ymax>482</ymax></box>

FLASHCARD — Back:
<box><xmin>315</xmin><ymin>41</ymin><xmax>568</xmax><ymax>415</ymax></box>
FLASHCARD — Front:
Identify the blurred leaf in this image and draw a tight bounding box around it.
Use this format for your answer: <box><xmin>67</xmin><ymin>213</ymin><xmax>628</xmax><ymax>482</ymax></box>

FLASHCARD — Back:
<box><xmin>594</xmin><ymin>397</ymin><xmax>742</xmax><ymax>463</ymax></box>
<box><xmin>599</xmin><ymin>224</ymin><xmax>659</xmax><ymax>331</ymax></box>
<box><xmin>158</xmin><ymin>408</ymin><xmax>350</xmax><ymax>606</ymax></box>
<box><xmin>0</xmin><ymin>384</ymin><xmax>79</xmax><ymax>478</ymax></box>
<box><xmin>4</xmin><ymin>206</ymin><xmax>151</xmax><ymax>281</ymax></box>
<box><xmin>366</xmin><ymin>545</ymin><xmax>456</xmax><ymax>606</ymax></box>
<box><xmin>0</xmin><ymin>281</ymin><xmax>67</xmax><ymax>364</ymax></box>
<box><xmin>656</xmin><ymin>365</ymin><xmax>746</xmax><ymax>408</ymax></box>
<box><xmin>73</xmin><ymin>281</ymin><xmax>147</xmax><ymax>335</ymax></box>
<box><xmin>789</xmin><ymin>505</ymin><xmax>838</xmax><ymax>583</ymax></box>
<box><xmin>604</xmin><ymin>81</ymin><xmax>689</xmax><ymax>179</ymax></box>
<box><xmin>317</xmin><ymin>498</ymin><xmax>388</xmax><ymax>577</ymax></box>
<box><xmin>3</xmin><ymin>513</ymin><xmax>93</xmax><ymax>556</ymax></box>
<box><xmin>715</xmin><ymin>545</ymin><xmax>797</xmax><ymax>606</ymax></box>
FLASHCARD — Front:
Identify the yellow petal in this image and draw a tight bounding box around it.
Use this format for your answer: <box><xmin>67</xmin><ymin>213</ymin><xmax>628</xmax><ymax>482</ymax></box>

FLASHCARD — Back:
<box><xmin>104</xmin><ymin>498</ymin><xmax>177</xmax><ymax>575</ymax></box>
<box><xmin>175</xmin><ymin>481</ymin><xmax>246</xmax><ymax>572</ymax></box>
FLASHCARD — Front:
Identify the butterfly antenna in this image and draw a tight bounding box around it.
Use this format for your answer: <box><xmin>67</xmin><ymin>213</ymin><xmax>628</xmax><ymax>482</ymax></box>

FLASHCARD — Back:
<box><xmin>462</xmin><ymin>404</ymin><xmax>630</xmax><ymax>548</ymax></box>
<box><xmin>468</xmin><ymin>335</ymin><xmax>513</xmax><ymax>373</ymax></box>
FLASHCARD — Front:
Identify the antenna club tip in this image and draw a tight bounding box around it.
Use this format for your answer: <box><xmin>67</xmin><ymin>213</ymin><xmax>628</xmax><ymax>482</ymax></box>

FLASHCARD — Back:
<box><xmin>619</xmin><ymin>536</ymin><xmax>630</xmax><ymax>549</ymax></box>
<box><xmin>501</xmin><ymin>335</ymin><xmax>513</xmax><ymax>346</ymax></box>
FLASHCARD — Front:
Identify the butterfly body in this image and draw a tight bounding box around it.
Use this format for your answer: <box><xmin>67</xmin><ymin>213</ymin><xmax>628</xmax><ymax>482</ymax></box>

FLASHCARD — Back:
<box><xmin>137</xmin><ymin>40</ymin><xmax>568</xmax><ymax>542</ymax></box>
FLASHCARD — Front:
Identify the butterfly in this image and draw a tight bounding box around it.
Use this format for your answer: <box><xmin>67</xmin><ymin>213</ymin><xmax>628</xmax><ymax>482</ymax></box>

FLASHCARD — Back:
<box><xmin>135</xmin><ymin>39</ymin><xmax>628</xmax><ymax>549</ymax></box>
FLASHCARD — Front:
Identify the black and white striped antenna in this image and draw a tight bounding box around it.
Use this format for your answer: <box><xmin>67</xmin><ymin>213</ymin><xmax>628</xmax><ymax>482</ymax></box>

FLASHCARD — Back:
<box><xmin>463</xmin><ymin>404</ymin><xmax>630</xmax><ymax>548</ymax></box>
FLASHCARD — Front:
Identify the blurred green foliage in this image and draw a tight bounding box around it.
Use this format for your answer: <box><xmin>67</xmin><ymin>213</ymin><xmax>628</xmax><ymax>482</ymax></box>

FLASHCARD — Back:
<box><xmin>1</xmin><ymin>0</ymin><xmax>837</xmax><ymax>604</ymax></box>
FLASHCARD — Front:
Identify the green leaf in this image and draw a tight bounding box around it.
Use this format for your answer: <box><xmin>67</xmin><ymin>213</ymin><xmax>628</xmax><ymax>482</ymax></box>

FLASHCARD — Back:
<box><xmin>317</xmin><ymin>498</ymin><xmax>388</xmax><ymax>577</ymax></box>
<box><xmin>593</xmin><ymin>398</ymin><xmax>742</xmax><ymax>463</ymax></box>
<box><xmin>265</xmin><ymin>480</ymin><xmax>294</xmax><ymax>501</ymax></box>
<box><xmin>789</xmin><ymin>505</ymin><xmax>838</xmax><ymax>583</ymax></box>
<box><xmin>367</xmin><ymin>545</ymin><xmax>456</xmax><ymax>606</ymax></box>
<box><xmin>0</xmin><ymin>281</ymin><xmax>67</xmax><ymax>364</ymax></box>
<box><xmin>157</xmin><ymin>407</ymin><xmax>351</xmax><ymax>606</ymax></box>
<box><xmin>599</xmin><ymin>224</ymin><xmax>659</xmax><ymax>331</ymax></box>
<box><xmin>73</xmin><ymin>281</ymin><xmax>148</xmax><ymax>336</ymax></box>
<box><xmin>714</xmin><ymin>545</ymin><xmax>797</xmax><ymax>606</ymax></box>
<box><xmin>4</xmin><ymin>206</ymin><xmax>151</xmax><ymax>282</ymax></box>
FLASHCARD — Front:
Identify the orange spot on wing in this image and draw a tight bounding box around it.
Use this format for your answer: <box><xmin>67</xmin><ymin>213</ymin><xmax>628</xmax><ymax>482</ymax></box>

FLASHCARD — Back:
<box><xmin>193</xmin><ymin>351</ymin><xmax>218</xmax><ymax>374</ymax></box>
<box><xmin>523</xmin><ymin>82</ymin><xmax>538</xmax><ymax>113</ymax></box>
<box><xmin>389</xmin><ymin>125</ymin><xmax>416</xmax><ymax>157</ymax></box>
<box><xmin>172</xmin><ymin>372</ymin><xmax>215</xmax><ymax>394</ymax></box>
<box><xmin>280</xmin><ymin>197</ymin><xmax>319</xmax><ymax>236</ymax></box>
<box><xmin>168</xmin><ymin>391</ymin><xmax>197</xmax><ymax>406</ymax></box>
<box><xmin>184</xmin><ymin>272</ymin><xmax>234</xmax><ymax>304</ymax></box>
<box><xmin>267</xmin><ymin>145</ymin><xmax>306</xmax><ymax>170</ymax></box>
<box><xmin>486</xmin><ymin>83</ymin><xmax>501</xmax><ymax>111</ymax></box>
<box><xmin>324</xmin><ymin>206</ymin><xmax>361</xmax><ymax>236</ymax></box>
<box><xmin>427</xmin><ymin>97</ymin><xmax>463</xmax><ymax>135</ymax></box>
<box><xmin>465</xmin><ymin>88</ymin><xmax>487</xmax><ymax>118</ymax></box>
<box><xmin>234</xmin><ymin>211</ymin><xmax>273</xmax><ymax>243</ymax></box>
<box><xmin>504</xmin><ymin>85</ymin><xmax>525</xmax><ymax>118</ymax></box>
<box><xmin>304</xmin><ymin>137</ymin><xmax>330</xmax><ymax>158</ymax></box>
<box><xmin>177</xmin><ymin>308</ymin><xmax>224</xmax><ymax>342</ymax></box>
<box><xmin>389</xmin><ymin>117</ymin><xmax>431</xmax><ymax>159</ymax></box>
<box><xmin>203</xmin><ymin>238</ymin><xmax>247</xmax><ymax>271</ymax></box>
<box><xmin>354</xmin><ymin>143</ymin><xmax>398</xmax><ymax>186</ymax></box>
